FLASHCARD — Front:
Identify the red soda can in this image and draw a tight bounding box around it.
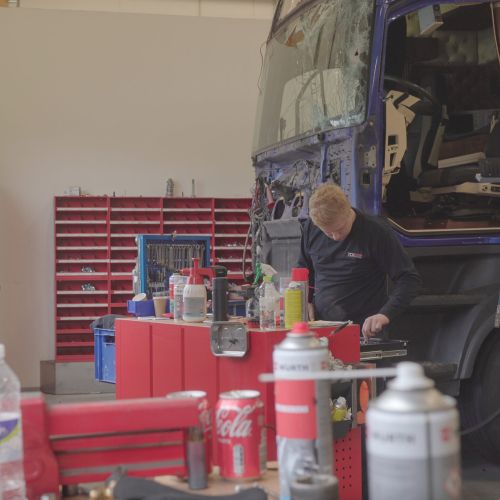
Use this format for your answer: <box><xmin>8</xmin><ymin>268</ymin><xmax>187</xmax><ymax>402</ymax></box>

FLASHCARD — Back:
<box><xmin>215</xmin><ymin>390</ymin><xmax>266</xmax><ymax>481</ymax></box>
<box><xmin>166</xmin><ymin>390</ymin><xmax>212</xmax><ymax>475</ymax></box>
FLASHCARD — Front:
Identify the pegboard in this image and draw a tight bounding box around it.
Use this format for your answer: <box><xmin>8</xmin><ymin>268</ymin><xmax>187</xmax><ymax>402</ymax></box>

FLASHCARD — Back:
<box><xmin>335</xmin><ymin>427</ymin><xmax>363</xmax><ymax>500</ymax></box>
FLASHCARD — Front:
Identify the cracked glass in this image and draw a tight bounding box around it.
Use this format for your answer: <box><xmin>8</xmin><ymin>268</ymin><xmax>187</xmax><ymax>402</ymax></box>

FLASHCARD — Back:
<box><xmin>277</xmin><ymin>0</ymin><xmax>314</xmax><ymax>22</ymax></box>
<box><xmin>253</xmin><ymin>0</ymin><xmax>374</xmax><ymax>154</ymax></box>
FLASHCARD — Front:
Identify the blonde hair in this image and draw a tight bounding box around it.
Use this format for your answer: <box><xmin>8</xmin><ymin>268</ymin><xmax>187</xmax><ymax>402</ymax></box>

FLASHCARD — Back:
<box><xmin>309</xmin><ymin>184</ymin><xmax>351</xmax><ymax>227</ymax></box>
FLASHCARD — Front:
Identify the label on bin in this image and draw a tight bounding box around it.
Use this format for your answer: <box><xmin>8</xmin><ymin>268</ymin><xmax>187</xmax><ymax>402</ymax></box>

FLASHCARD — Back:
<box><xmin>0</xmin><ymin>412</ymin><xmax>22</xmax><ymax>463</ymax></box>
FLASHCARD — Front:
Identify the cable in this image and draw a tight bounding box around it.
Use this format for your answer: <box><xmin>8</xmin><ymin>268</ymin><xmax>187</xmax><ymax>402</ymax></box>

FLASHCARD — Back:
<box><xmin>460</xmin><ymin>406</ymin><xmax>500</xmax><ymax>436</ymax></box>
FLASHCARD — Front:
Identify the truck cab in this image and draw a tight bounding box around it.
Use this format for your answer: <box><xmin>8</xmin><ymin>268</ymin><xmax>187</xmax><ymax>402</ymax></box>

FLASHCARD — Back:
<box><xmin>251</xmin><ymin>0</ymin><xmax>500</xmax><ymax>461</ymax></box>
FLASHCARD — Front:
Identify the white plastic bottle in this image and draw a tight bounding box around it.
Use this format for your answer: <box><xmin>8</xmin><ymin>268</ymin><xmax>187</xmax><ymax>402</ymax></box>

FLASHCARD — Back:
<box><xmin>183</xmin><ymin>258</ymin><xmax>207</xmax><ymax>322</ymax></box>
<box><xmin>0</xmin><ymin>344</ymin><xmax>26</xmax><ymax>499</ymax></box>
<box><xmin>259</xmin><ymin>276</ymin><xmax>280</xmax><ymax>330</ymax></box>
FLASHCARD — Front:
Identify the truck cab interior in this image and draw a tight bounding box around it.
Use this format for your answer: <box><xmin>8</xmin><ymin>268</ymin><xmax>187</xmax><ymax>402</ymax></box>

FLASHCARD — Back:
<box><xmin>383</xmin><ymin>2</ymin><xmax>500</xmax><ymax>234</ymax></box>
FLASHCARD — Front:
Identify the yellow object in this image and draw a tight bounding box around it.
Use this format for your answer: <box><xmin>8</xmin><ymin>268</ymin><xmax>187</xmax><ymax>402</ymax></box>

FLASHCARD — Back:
<box><xmin>332</xmin><ymin>396</ymin><xmax>348</xmax><ymax>422</ymax></box>
<box><xmin>284</xmin><ymin>288</ymin><xmax>303</xmax><ymax>328</ymax></box>
<box><xmin>332</xmin><ymin>407</ymin><xmax>348</xmax><ymax>422</ymax></box>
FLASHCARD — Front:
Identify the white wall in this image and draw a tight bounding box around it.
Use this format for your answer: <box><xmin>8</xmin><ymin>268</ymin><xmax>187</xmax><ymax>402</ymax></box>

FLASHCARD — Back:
<box><xmin>0</xmin><ymin>7</ymin><xmax>270</xmax><ymax>386</ymax></box>
<box><xmin>19</xmin><ymin>0</ymin><xmax>276</xmax><ymax>19</ymax></box>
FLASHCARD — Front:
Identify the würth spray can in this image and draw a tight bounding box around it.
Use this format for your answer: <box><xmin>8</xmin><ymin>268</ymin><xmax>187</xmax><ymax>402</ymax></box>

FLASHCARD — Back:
<box><xmin>366</xmin><ymin>362</ymin><xmax>461</xmax><ymax>500</ymax></box>
<box><xmin>273</xmin><ymin>322</ymin><xmax>332</xmax><ymax>500</ymax></box>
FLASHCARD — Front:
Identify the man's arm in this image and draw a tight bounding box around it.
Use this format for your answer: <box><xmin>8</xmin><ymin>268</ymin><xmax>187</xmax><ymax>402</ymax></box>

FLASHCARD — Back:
<box><xmin>362</xmin><ymin>222</ymin><xmax>421</xmax><ymax>338</ymax></box>
<box><xmin>375</xmin><ymin>225</ymin><xmax>422</xmax><ymax>321</ymax></box>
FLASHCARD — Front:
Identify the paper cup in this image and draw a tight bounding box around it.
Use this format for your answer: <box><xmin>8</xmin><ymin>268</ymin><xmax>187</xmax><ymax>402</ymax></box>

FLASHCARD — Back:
<box><xmin>153</xmin><ymin>296</ymin><xmax>168</xmax><ymax>317</ymax></box>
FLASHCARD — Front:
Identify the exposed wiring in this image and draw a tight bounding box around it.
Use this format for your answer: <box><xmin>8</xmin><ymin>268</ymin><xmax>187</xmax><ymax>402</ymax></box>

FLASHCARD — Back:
<box><xmin>461</xmin><ymin>406</ymin><xmax>500</xmax><ymax>436</ymax></box>
<box><xmin>242</xmin><ymin>223</ymin><xmax>252</xmax><ymax>281</ymax></box>
<box><xmin>243</xmin><ymin>177</ymin><xmax>271</xmax><ymax>280</ymax></box>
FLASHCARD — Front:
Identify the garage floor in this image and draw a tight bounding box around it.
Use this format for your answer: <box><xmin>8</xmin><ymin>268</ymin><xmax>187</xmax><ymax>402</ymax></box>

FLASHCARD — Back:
<box><xmin>462</xmin><ymin>451</ymin><xmax>500</xmax><ymax>500</ymax></box>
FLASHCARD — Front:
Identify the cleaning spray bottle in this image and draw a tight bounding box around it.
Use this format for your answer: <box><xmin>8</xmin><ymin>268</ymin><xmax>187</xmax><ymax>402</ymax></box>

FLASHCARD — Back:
<box><xmin>183</xmin><ymin>258</ymin><xmax>207</xmax><ymax>322</ymax></box>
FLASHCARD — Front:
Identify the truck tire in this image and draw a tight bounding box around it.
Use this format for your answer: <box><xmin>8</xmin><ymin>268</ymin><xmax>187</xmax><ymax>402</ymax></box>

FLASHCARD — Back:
<box><xmin>460</xmin><ymin>330</ymin><xmax>500</xmax><ymax>463</ymax></box>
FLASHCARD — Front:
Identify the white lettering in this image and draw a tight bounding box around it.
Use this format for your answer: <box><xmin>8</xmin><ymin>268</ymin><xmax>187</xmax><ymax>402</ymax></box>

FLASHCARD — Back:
<box><xmin>216</xmin><ymin>404</ymin><xmax>255</xmax><ymax>438</ymax></box>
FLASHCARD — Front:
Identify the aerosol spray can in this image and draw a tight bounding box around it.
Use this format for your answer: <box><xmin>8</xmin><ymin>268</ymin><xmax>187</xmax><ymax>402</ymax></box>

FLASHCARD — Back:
<box><xmin>366</xmin><ymin>362</ymin><xmax>461</xmax><ymax>500</ymax></box>
<box><xmin>273</xmin><ymin>322</ymin><xmax>333</xmax><ymax>500</ymax></box>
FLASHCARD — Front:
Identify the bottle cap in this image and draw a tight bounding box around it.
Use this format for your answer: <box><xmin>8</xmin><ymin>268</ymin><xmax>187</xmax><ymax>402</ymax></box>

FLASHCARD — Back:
<box><xmin>0</xmin><ymin>344</ymin><xmax>4</xmax><ymax>360</ymax></box>
<box><xmin>390</xmin><ymin>362</ymin><xmax>433</xmax><ymax>391</ymax></box>
<box><xmin>290</xmin><ymin>322</ymin><xmax>309</xmax><ymax>335</ymax></box>
<box><xmin>291</xmin><ymin>268</ymin><xmax>309</xmax><ymax>281</ymax></box>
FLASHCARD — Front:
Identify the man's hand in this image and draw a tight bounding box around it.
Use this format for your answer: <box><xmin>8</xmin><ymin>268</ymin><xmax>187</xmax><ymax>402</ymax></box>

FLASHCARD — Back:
<box><xmin>308</xmin><ymin>303</ymin><xmax>316</xmax><ymax>321</ymax></box>
<box><xmin>362</xmin><ymin>314</ymin><xmax>389</xmax><ymax>339</ymax></box>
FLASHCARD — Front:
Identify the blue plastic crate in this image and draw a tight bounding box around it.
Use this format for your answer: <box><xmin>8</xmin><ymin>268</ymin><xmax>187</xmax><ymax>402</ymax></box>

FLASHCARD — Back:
<box><xmin>127</xmin><ymin>299</ymin><xmax>155</xmax><ymax>317</ymax></box>
<box><xmin>94</xmin><ymin>328</ymin><xmax>116</xmax><ymax>384</ymax></box>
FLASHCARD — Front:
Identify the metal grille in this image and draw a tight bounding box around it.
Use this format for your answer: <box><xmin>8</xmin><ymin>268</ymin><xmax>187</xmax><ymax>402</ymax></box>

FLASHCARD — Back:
<box><xmin>144</xmin><ymin>242</ymin><xmax>206</xmax><ymax>296</ymax></box>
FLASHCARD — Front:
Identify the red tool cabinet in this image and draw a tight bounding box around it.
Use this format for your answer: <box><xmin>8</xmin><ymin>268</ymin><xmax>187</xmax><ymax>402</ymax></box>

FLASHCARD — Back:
<box><xmin>115</xmin><ymin>318</ymin><xmax>363</xmax><ymax>500</ymax></box>
<box><xmin>54</xmin><ymin>196</ymin><xmax>251</xmax><ymax>362</ymax></box>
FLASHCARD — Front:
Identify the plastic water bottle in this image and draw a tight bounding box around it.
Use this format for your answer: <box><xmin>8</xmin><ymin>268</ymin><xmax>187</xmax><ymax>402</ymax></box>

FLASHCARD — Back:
<box><xmin>259</xmin><ymin>276</ymin><xmax>280</xmax><ymax>330</ymax></box>
<box><xmin>0</xmin><ymin>344</ymin><xmax>26</xmax><ymax>499</ymax></box>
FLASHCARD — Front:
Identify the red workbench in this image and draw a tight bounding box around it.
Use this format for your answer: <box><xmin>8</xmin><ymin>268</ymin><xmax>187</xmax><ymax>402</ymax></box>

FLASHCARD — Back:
<box><xmin>115</xmin><ymin>318</ymin><xmax>362</xmax><ymax>499</ymax></box>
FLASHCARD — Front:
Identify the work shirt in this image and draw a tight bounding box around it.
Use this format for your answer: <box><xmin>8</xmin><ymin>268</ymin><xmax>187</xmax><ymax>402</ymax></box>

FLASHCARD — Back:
<box><xmin>297</xmin><ymin>211</ymin><xmax>421</xmax><ymax>325</ymax></box>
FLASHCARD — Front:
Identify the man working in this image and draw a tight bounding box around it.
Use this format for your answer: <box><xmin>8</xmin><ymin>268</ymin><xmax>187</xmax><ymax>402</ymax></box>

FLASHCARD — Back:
<box><xmin>298</xmin><ymin>184</ymin><xmax>421</xmax><ymax>338</ymax></box>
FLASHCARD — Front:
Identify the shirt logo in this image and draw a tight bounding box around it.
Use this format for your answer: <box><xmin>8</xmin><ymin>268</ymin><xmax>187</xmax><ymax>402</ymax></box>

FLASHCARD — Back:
<box><xmin>347</xmin><ymin>252</ymin><xmax>363</xmax><ymax>259</ymax></box>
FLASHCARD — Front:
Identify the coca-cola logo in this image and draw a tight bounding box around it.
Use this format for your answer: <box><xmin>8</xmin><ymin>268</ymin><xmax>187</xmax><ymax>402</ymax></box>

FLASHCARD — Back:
<box><xmin>216</xmin><ymin>404</ymin><xmax>255</xmax><ymax>439</ymax></box>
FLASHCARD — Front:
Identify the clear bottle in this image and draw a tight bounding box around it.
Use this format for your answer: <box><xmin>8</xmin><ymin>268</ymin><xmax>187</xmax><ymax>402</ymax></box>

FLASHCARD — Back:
<box><xmin>259</xmin><ymin>276</ymin><xmax>280</xmax><ymax>330</ymax></box>
<box><xmin>245</xmin><ymin>287</ymin><xmax>260</xmax><ymax>328</ymax></box>
<box><xmin>0</xmin><ymin>344</ymin><xmax>26</xmax><ymax>499</ymax></box>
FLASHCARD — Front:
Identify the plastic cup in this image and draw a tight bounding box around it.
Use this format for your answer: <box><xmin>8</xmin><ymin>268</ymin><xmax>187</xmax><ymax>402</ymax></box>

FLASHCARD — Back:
<box><xmin>153</xmin><ymin>295</ymin><xmax>168</xmax><ymax>317</ymax></box>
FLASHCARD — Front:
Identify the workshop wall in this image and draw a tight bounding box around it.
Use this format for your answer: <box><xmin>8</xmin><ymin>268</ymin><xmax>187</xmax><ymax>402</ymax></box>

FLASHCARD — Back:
<box><xmin>19</xmin><ymin>0</ymin><xmax>276</xmax><ymax>19</ymax></box>
<box><xmin>0</xmin><ymin>7</ymin><xmax>270</xmax><ymax>386</ymax></box>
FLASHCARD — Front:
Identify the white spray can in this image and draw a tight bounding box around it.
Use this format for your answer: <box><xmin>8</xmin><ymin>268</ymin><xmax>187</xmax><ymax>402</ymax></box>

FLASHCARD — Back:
<box><xmin>273</xmin><ymin>322</ymin><xmax>333</xmax><ymax>500</ymax></box>
<box><xmin>366</xmin><ymin>362</ymin><xmax>461</xmax><ymax>500</ymax></box>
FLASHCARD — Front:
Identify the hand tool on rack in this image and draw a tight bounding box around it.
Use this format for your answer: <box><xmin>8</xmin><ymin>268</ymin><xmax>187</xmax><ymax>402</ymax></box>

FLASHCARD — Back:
<box><xmin>22</xmin><ymin>394</ymin><xmax>210</xmax><ymax>498</ymax></box>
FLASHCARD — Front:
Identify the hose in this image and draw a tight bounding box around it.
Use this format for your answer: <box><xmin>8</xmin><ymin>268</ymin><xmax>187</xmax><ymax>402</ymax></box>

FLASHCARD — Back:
<box><xmin>460</xmin><ymin>406</ymin><xmax>500</xmax><ymax>436</ymax></box>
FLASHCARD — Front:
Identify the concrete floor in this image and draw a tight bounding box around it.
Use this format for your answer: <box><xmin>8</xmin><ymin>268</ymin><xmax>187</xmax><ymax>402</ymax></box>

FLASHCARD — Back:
<box><xmin>41</xmin><ymin>390</ymin><xmax>500</xmax><ymax>499</ymax></box>
<box><xmin>462</xmin><ymin>451</ymin><xmax>500</xmax><ymax>500</ymax></box>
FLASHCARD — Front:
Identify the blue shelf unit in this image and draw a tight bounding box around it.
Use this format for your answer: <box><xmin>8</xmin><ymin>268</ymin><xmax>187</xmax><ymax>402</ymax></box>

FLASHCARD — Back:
<box><xmin>136</xmin><ymin>234</ymin><xmax>211</xmax><ymax>297</ymax></box>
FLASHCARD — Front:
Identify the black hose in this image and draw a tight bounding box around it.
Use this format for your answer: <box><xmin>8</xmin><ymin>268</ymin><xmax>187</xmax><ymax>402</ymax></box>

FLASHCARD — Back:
<box><xmin>460</xmin><ymin>406</ymin><xmax>500</xmax><ymax>436</ymax></box>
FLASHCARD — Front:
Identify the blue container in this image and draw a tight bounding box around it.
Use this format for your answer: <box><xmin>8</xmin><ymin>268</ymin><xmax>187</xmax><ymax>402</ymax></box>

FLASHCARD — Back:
<box><xmin>94</xmin><ymin>328</ymin><xmax>116</xmax><ymax>384</ymax></box>
<box><xmin>127</xmin><ymin>299</ymin><xmax>155</xmax><ymax>317</ymax></box>
<box><xmin>228</xmin><ymin>300</ymin><xmax>246</xmax><ymax>316</ymax></box>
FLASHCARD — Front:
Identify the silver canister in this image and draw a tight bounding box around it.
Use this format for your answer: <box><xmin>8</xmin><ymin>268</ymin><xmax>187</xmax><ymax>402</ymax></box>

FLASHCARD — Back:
<box><xmin>366</xmin><ymin>362</ymin><xmax>461</xmax><ymax>500</ymax></box>
<box><xmin>166</xmin><ymin>390</ymin><xmax>211</xmax><ymax>490</ymax></box>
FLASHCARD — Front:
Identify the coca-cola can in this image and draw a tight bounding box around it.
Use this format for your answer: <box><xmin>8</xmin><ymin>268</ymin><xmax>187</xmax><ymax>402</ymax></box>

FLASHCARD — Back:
<box><xmin>216</xmin><ymin>390</ymin><xmax>266</xmax><ymax>481</ymax></box>
<box><xmin>166</xmin><ymin>390</ymin><xmax>212</xmax><ymax>482</ymax></box>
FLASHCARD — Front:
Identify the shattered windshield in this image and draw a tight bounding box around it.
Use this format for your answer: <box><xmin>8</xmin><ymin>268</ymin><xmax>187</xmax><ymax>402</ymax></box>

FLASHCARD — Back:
<box><xmin>277</xmin><ymin>0</ymin><xmax>313</xmax><ymax>22</ymax></box>
<box><xmin>253</xmin><ymin>0</ymin><xmax>374</xmax><ymax>154</ymax></box>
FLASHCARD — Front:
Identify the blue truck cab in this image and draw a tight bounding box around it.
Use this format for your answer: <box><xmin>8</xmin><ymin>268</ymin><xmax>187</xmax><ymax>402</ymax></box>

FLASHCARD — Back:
<box><xmin>251</xmin><ymin>0</ymin><xmax>500</xmax><ymax>461</ymax></box>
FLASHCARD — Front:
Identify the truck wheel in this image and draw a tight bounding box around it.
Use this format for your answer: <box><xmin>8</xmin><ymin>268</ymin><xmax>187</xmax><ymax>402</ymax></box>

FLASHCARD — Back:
<box><xmin>460</xmin><ymin>330</ymin><xmax>500</xmax><ymax>463</ymax></box>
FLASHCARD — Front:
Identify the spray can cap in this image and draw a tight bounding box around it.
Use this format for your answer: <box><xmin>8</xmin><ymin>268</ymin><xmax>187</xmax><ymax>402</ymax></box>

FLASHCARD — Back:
<box><xmin>389</xmin><ymin>362</ymin><xmax>434</xmax><ymax>391</ymax></box>
<box><xmin>290</xmin><ymin>322</ymin><xmax>310</xmax><ymax>335</ymax></box>
<box><xmin>291</xmin><ymin>268</ymin><xmax>309</xmax><ymax>281</ymax></box>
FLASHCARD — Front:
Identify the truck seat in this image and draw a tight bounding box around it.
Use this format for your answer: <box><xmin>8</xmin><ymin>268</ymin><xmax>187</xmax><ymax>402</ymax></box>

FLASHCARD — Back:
<box><xmin>418</xmin><ymin>121</ymin><xmax>500</xmax><ymax>188</ymax></box>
